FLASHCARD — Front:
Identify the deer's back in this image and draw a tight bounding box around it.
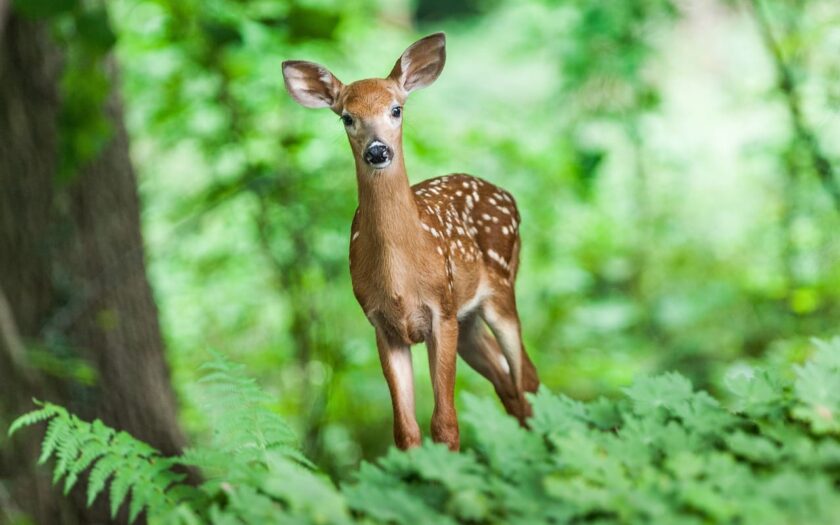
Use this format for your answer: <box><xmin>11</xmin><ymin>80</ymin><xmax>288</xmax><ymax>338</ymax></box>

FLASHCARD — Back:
<box><xmin>412</xmin><ymin>174</ymin><xmax>521</xmax><ymax>284</ymax></box>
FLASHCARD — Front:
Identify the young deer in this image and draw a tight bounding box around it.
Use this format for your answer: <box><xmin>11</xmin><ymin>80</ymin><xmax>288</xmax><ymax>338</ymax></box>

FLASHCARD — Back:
<box><xmin>282</xmin><ymin>33</ymin><xmax>539</xmax><ymax>450</ymax></box>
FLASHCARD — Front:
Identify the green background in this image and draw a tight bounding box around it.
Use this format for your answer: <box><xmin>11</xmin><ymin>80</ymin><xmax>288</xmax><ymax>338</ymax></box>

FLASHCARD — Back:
<box><xmin>66</xmin><ymin>0</ymin><xmax>840</xmax><ymax>479</ymax></box>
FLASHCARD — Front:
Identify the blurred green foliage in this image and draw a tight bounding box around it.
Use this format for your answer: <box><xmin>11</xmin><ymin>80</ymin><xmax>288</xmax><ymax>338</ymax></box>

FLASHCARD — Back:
<box><xmin>71</xmin><ymin>0</ymin><xmax>840</xmax><ymax>478</ymax></box>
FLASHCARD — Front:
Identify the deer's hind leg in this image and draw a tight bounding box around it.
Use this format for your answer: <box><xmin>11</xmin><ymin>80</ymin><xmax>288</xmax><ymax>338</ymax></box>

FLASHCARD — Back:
<box><xmin>479</xmin><ymin>286</ymin><xmax>539</xmax><ymax>422</ymax></box>
<box><xmin>457</xmin><ymin>313</ymin><xmax>534</xmax><ymax>424</ymax></box>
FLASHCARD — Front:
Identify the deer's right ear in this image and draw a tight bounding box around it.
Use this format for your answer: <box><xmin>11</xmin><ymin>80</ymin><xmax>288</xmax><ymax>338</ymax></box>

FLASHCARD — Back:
<box><xmin>282</xmin><ymin>60</ymin><xmax>343</xmax><ymax>112</ymax></box>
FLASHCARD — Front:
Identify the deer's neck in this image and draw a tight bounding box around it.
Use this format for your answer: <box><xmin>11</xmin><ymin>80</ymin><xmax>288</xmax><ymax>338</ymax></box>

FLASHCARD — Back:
<box><xmin>355</xmin><ymin>155</ymin><xmax>423</xmax><ymax>254</ymax></box>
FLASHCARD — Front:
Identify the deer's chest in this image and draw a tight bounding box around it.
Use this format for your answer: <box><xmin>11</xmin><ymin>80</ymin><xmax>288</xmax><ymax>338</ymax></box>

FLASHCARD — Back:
<box><xmin>357</xmin><ymin>280</ymin><xmax>433</xmax><ymax>345</ymax></box>
<box><xmin>370</xmin><ymin>294</ymin><xmax>431</xmax><ymax>346</ymax></box>
<box><xmin>350</xmin><ymin>245</ymin><xmax>437</xmax><ymax>345</ymax></box>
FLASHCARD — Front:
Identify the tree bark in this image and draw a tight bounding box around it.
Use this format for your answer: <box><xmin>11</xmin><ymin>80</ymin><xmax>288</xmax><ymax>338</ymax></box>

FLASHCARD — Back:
<box><xmin>0</xmin><ymin>12</ymin><xmax>185</xmax><ymax>524</ymax></box>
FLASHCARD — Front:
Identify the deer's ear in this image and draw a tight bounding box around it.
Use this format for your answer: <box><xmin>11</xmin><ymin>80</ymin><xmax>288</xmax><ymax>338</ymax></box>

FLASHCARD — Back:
<box><xmin>282</xmin><ymin>60</ymin><xmax>343</xmax><ymax>112</ymax></box>
<box><xmin>389</xmin><ymin>33</ymin><xmax>446</xmax><ymax>94</ymax></box>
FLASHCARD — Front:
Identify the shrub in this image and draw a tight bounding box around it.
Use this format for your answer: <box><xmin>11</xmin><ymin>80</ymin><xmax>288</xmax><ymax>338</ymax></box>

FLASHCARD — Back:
<box><xmin>10</xmin><ymin>340</ymin><xmax>840</xmax><ymax>524</ymax></box>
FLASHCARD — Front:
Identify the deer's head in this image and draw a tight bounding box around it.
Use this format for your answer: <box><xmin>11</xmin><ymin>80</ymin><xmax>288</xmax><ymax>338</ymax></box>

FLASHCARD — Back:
<box><xmin>282</xmin><ymin>33</ymin><xmax>446</xmax><ymax>171</ymax></box>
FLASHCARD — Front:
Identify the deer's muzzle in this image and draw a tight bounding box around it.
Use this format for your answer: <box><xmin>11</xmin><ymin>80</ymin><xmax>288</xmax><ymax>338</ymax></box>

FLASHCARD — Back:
<box><xmin>364</xmin><ymin>140</ymin><xmax>392</xmax><ymax>168</ymax></box>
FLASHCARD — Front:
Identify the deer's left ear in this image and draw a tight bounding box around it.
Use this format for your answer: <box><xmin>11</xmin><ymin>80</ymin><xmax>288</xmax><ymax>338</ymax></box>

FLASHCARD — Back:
<box><xmin>389</xmin><ymin>33</ymin><xmax>446</xmax><ymax>95</ymax></box>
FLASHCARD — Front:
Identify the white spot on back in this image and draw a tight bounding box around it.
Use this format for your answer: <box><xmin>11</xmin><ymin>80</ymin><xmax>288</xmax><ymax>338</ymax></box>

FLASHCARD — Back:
<box><xmin>487</xmin><ymin>249</ymin><xmax>510</xmax><ymax>270</ymax></box>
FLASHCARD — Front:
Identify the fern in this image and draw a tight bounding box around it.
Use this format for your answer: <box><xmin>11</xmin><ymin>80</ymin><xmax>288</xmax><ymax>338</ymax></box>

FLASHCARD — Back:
<box><xmin>193</xmin><ymin>352</ymin><xmax>309</xmax><ymax>465</ymax></box>
<box><xmin>177</xmin><ymin>351</ymin><xmax>313</xmax><ymax>507</ymax></box>
<box><xmin>9</xmin><ymin>404</ymin><xmax>187</xmax><ymax>522</ymax></box>
<box><xmin>8</xmin><ymin>352</ymin><xmax>311</xmax><ymax>523</ymax></box>
<box><xmin>10</xmin><ymin>340</ymin><xmax>840</xmax><ymax>524</ymax></box>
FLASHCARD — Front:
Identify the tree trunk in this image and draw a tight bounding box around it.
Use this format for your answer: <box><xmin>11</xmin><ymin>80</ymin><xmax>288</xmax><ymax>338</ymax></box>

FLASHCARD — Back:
<box><xmin>0</xmin><ymin>12</ymin><xmax>185</xmax><ymax>524</ymax></box>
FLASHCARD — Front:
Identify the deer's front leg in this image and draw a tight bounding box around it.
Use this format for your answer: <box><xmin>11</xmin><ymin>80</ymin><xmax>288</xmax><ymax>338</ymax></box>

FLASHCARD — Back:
<box><xmin>375</xmin><ymin>328</ymin><xmax>421</xmax><ymax>449</ymax></box>
<box><xmin>427</xmin><ymin>315</ymin><xmax>460</xmax><ymax>450</ymax></box>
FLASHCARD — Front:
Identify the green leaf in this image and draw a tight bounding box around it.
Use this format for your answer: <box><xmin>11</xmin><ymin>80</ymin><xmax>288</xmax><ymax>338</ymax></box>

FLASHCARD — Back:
<box><xmin>792</xmin><ymin>360</ymin><xmax>840</xmax><ymax>433</ymax></box>
<box><xmin>528</xmin><ymin>387</ymin><xmax>589</xmax><ymax>438</ymax></box>
<box><xmin>587</xmin><ymin>396</ymin><xmax>623</xmax><ymax>429</ymax></box>
<box><xmin>724</xmin><ymin>366</ymin><xmax>787</xmax><ymax>416</ymax></box>
<box><xmin>623</xmin><ymin>372</ymin><xmax>694</xmax><ymax>416</ymax></box>
<box><xmin>260</xmin><ymin>454</ymin><xmax>351</xmax><ymax>524</ymax></box>
<box><xmin>344</xmin><ymin>474</ymin><xmax>456</xmax><ymax>525</ymax></box>
<box><xmin>461</xmin><ymin>393</ymin><xmax>546</xmax><ymax>479</ymax></box>
<box><xmin>810</xmin><ymin>338</ymin><xmax>840</xmax><ymax>371</ymax></box>
<box><xmin>725</xmin><ymin>431</ymin><xmax>782</xmax><ymax>464</ymax></box>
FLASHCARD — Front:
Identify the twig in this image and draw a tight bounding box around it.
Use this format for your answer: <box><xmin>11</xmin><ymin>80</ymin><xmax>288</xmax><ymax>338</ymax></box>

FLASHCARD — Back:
<box><xmin>746</xmin><ymin>0</ymin><xmax>840</xmax><ymax>212</ymax></box>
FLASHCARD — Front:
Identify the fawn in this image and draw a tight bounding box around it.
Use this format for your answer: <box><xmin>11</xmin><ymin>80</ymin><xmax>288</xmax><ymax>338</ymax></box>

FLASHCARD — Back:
<box><xmin>282</xmin><ymin>33</ymin><xmax>539</xmax><ymax>450</ymax></box>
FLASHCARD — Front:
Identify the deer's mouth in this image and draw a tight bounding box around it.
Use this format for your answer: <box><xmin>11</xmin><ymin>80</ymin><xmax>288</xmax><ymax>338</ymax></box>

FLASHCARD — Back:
<box><xmin>368</xmin><ymin>159</ymin><xmax>392</xmax><ymax>170</ymax></box>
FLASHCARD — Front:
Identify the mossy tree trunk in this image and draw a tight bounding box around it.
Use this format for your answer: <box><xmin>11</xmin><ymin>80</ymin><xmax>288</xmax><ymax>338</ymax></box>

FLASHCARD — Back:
<box><xmin>0</xmin><ymin>11</ymin><xmax>185</xmax><ymax>524</ymax></box>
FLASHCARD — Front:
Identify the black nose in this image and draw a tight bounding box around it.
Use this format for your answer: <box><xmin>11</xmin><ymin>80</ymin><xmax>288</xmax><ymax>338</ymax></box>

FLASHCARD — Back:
<box><xmin>364</xmin><ymin>141</ymin><xmax>392</xmax><ymax>166</ymax></box>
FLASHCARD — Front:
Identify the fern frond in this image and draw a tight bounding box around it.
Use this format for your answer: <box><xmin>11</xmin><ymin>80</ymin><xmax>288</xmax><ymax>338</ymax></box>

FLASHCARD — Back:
<box><xmin>40</xmin><ymin>415</ymin><xmax>71</xmax><ymax>465</ymax></box>
<box><xmin>7</xmin><ymin>401</ymin><xmax>64</xmax><ymax>436</ymax></box>
<box><xmin>52</xmin><ymin>416</ymin><xmax>81</xmax><ymax>484</ymax></box>
<box><xmin>86</xmin><ymin>453</ymin><xmax>122</xmax><ymax>506</ymax></box>
<box><xmin>63</xmin><ymin>445</ymin><xmax>105</xmax><ymax>495</ymax></box>
<box><xmin>109</xmin><ymin>461</ymin><xmax>136</xmax><ymax>518</ymax></box>
<box><xmin>194</xmin><ymin>352</ymin><xmax>309</xmax><ymax>469</ymax></box>
<box><xmin>128</xmin><ymin>484</ymin><xmax>148</xmax><ymax>524</ymax></box>
<box><xmin>10</xmin><ymin>401</ymin><xmax>192</xmax><ymax>523</ymax></box>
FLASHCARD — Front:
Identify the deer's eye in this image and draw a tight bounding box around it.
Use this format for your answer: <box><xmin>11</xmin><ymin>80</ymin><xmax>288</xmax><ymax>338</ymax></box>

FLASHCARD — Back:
<box><xmin>391</xmin><ymin>106</ymin><xmax>402</xmax><ymax>118</ymax></box>
<box><xmin>341</xmin><ymin>114</ymin><xmax>353</xmax><ymax>126</ymax></box>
